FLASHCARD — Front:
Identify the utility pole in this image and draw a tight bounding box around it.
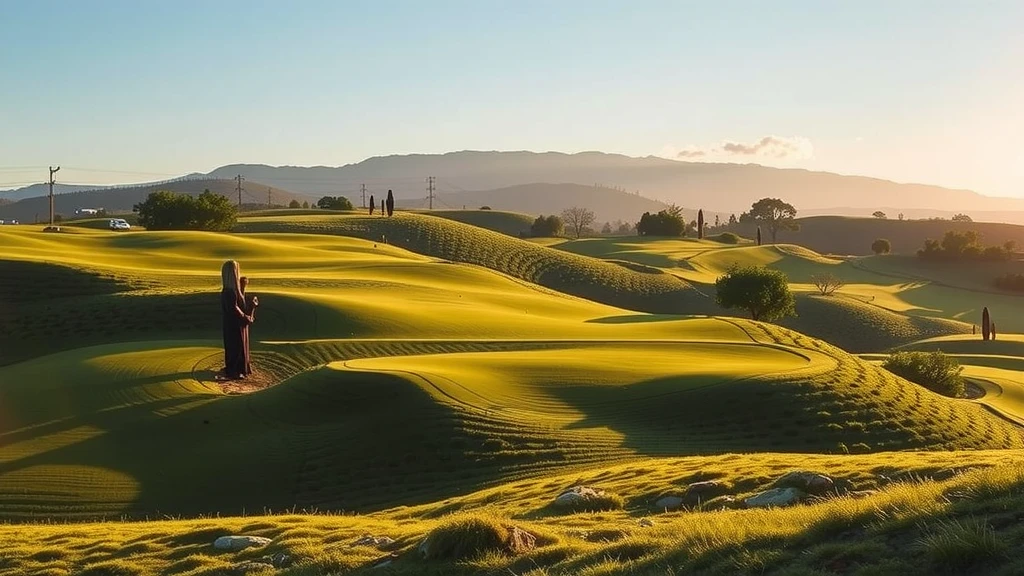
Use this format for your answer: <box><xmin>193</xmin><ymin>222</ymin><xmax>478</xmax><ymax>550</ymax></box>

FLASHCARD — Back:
<box><xmin>235</xmin><ymin>174</ymin><xmax>245</xmax><ymax>208</ymax></box>
<box><xmin>426</xmin><ymin>176</ymin><xmax>435</xmax><ymax>210</ymax></box>
<box><xmin>48</xmin><ymin>166</ymin><xmax>60</xmax><ymax>226</ymax></box>
<box><xmin>361</xmin><ymin>183</ymin><xmax>366</xmax><ymax>208</ymax></box>
<box><xmin>267</xmin><ymin>187</ymin><xmax>272</xmax><ymax>208</ymax></box>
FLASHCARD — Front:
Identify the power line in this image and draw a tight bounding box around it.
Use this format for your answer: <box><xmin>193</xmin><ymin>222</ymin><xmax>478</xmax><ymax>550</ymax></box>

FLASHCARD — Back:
<box><xmin>235</xmin><ymin>174</ymin><xmax>245</xmax><ymax>208</ymax></box>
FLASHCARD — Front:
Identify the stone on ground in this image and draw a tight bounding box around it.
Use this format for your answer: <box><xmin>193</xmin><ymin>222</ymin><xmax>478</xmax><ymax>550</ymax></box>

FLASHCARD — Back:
<box><xmin>745</xmin><ymin>487</ymin><xmax>806</xmax><ymax>508</ymax></box>
<box><xmin>773</xmin><ymin>471</ymin><xmax>835</xmax><ymax>495</ymax></box>
<box><xmin>213</xmin><ymin>535</ymin><xmax>272</xmax><ymax>551</ymax></box>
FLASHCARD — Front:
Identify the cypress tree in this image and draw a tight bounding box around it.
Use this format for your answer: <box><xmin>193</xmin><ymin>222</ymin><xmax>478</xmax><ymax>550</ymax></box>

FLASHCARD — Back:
<box><xmin>982</xmin><ymin>307</ymin><xmax>991</xmax><ymax>341</ymax></box>
<box><xmin>992</xmin><ymin>321</ymin><xmax>997</xmax><ymax>340</ymax></box>
<box><xmin>756</xmin><ymin>226</ymin><xmax>762</xmax><ymax>246</ymax></box>
<box><xmin>381</xmin><ymin>198</ymin><xmax>385</xmax><ymax>215</ymax></box>
<box><xmin>369</xmin><ymin>194</ymin><xmax>375</xmax><ymax>215</ymax></box>
<box><xmin>386</xmin><ymin>189</ymin><xmax>395</xmax><ymax>217</ymax></box>
<box><xmin>697</xmin><ymin>209</ymin><xmax>704</xmax><ymax>240</ymax></box>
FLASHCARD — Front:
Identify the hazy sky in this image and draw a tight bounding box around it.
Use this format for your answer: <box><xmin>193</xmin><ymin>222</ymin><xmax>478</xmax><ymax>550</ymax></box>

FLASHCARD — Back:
<box><xmin>2</xmin><ymin>1</ymin><xmax>1022</xmax><ymax>196</ymax></box>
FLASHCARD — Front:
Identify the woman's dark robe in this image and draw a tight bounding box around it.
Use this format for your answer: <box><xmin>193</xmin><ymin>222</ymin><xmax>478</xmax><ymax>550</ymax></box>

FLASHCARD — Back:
<box><xmin>221</xmin><ymin>288</ymin><xmax>248</xmax><ymax>378</ymax></box>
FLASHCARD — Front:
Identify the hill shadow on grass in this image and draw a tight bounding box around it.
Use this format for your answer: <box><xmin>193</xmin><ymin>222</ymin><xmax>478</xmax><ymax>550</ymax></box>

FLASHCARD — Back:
<box><xmin>586</xmin><ymin>314</ymin><xmax>696</xmax><ymax>325</ymax></box>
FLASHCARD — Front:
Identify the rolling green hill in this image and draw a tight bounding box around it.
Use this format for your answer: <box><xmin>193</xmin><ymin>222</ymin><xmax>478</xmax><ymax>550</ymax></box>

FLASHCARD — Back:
<box><xmin>234</xmin><ymin>212</ymin><xmax>714</xmax><ymax>315</ymax></box>
<box><xmin>415</xmin><ymin>209</ymin><xmax>535</xmax><ymax>236</ymax></box>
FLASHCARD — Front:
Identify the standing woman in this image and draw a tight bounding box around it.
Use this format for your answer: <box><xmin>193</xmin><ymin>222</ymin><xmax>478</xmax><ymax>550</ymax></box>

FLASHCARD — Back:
<box><xmin>220</xmin><ymin>260</ymin><xmax>253</xmax><ymax>379</ymax></box>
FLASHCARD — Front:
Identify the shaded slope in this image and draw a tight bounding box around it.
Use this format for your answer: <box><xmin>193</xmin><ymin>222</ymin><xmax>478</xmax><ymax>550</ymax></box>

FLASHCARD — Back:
<box><xmin>418</xmin><ymin>209</ymin><xmax>535</xmax><ymax>236</ymax></box>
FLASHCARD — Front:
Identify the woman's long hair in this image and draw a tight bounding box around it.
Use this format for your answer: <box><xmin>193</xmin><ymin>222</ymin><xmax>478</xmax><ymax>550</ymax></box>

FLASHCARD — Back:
<box><xmin>221</xmin><ymin>260</ymin><xmax>242</xmax><ymax>301</ymax></box>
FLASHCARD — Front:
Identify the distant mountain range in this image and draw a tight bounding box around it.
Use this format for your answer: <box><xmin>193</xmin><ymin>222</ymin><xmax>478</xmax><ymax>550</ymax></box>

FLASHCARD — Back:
<box><xmin>3</xmin><ymin>150</ymin><xmax>1022</xmax><ymax>223</ymax></box>
<box><xmin>0</xmin><ymin>179</ymin><xmax>308</xmax><ymax>223</ymax></box>
<box><xmin>397</xmin><ymin>183</ymin><xmax>678</xmax><ymax>224</ymax></box>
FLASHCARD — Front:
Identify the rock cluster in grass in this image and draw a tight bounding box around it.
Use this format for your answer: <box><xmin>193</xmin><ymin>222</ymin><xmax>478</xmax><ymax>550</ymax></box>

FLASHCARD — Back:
<box><xmin>552</xmin><ymin>485</ymin><xmax>624</xmax><ymax>512</ymax></box>
<box><xmin>353</xmin><ymin>535</ymin><xmax>396</xmax><ymax>549</ymax></box>
<box><xmin>648</xmin><ymin>471</ymin><xmax>850</xmax><ymax>512</ymax></box>
<box><xmin>213</xmin><ymin>535</ymin><xmax>272</xmax><ymax>551</ymax></box>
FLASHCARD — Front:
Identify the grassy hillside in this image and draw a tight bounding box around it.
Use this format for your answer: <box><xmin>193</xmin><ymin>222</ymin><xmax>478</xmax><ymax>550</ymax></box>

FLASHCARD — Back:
<box><xmin>416</xmin><ymin>209</ymin><xmax>535</xmax><ymax>236</ymax></box>
<box><xmin>234</xmin><ymin>212</ymin><xmax>714</xmax><ymax>315</ymax></box>
<box><xmin>0</xmin><ymin>178</ymin><xmax>310</xmax><ymax>223</ymax></box>
<box><xmin>3</xmin><ymin>454</ymin><xmax>1024</xmax><ymax>575</ymax></box>
<box><xmin>0</xmin><ymin>326</ymin><xmax>1020</xmax><ymax>520</ymax></box>
<box><xmin>724</xmin><ymin>215</ymin><xmax>1024</xmax><ymax>256</ymax></box>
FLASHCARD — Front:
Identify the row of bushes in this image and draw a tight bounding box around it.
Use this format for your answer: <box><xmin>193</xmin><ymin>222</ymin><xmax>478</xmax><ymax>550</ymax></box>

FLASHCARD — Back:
<box><xmin>919</xmin><ymin>231</ymin><xmax>1015</xmax><ymax>262</ymax></box>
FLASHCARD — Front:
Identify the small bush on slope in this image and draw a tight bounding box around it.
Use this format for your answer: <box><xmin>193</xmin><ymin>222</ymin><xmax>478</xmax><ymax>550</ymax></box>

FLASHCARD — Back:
<box><xmin>882</xmin><ymin>351</ymin><xmax>965</xmax><ymax>398</ymax></box>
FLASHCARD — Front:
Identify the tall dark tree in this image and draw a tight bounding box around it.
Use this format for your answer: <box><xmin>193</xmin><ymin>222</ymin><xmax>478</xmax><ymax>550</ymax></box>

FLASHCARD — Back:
<box><xmin>756</xmin><ymin>226</ymin><xmax>762</xmax><ymax>246</ymax></box>
<box><xmin>742</xmin><ymin>198</ymin><xmax>799</xmax><ymax>243</ymax></box>
<box><xmin>992</xmin><ymin>322</ymin><xmax>997</xmax><ymax>340</ymax></box>
<box><xmin>369</xmin><ymin>194</ymin><xmax>375</xmax><ymax>215</ymax></box>
<box><xmin>982</xmin><ymin>307</ymin><xmax>991</xmax><ymax>341</ymax></box>
<box><xmin>381</xmin><ymin>198</ymin><xmax>385</xmax><ymax>215</ymax></box>
<box><xmin>697</xmin><ymin>209</ymin><xmax>705</xmax><ymax>240</ymax></box>
<box><xmin>385</xmin><ymin>190</ymin><xmax>394</xmax><ymax>217</ymax></box>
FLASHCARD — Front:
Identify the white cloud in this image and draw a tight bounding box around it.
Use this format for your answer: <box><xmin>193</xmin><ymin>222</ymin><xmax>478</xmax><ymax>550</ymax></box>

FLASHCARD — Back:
<box><xmin>663</xmin><ymin>135</ymin><xmax>814</xmax><ymax>162</ymax></box>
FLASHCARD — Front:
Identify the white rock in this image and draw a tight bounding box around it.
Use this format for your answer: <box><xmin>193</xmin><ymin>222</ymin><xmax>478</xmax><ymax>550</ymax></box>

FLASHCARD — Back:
<box><xmin>744</xmin><ymin>487</ymin><xmax>806</xmax><ymax>509</ymax></box>
<box><xmin>213</xmin><ymin>535</ymin><xmax>272</xmax><ymax>551</ymax></box>
<box><xmin>353</xmin><ymin>535</ymin><xmax>396</xmax><ymax>548</ymax></box>
<box><xmin>554</xmin><ymin>485</ymin><xmax>604</xmax><ymax>507</ymax></box>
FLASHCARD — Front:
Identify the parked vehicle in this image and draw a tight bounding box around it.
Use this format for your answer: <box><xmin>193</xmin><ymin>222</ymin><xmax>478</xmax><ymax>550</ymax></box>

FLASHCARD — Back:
<box><xmin>109</xmin><ymin>218</ymin><xmax>131</xmax><ymax>231</ymax></box>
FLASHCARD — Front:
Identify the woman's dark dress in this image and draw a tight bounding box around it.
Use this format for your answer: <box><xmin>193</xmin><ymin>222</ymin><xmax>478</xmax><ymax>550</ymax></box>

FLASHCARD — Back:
<box><xmin>220</xmin><ymin>288</ymin><xmax>248</xmax><ymax>378</ymax></box>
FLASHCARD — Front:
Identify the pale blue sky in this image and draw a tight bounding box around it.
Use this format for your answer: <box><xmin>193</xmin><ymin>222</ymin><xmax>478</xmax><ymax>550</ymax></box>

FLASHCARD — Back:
<box><xmin>1</xmin><ymin>1</ymin><xmax>1022</xmax><ymax>196</ymax></box>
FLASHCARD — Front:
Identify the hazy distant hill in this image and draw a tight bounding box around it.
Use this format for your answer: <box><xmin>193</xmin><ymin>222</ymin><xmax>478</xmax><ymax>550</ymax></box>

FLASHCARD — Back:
<box><xmin>398</xmin><ymin>183</ymin><xmax>671</xmax><ymax>224</ymax></box>
<box><xmin>0</xmin><ymin>183</ymin><xmax>101</xmax><ymax>201</ymax></box>
<box><xmin>205</xmin><ymin>151</ymin><xmax>1022</xmax><ymax>216</ymax></box>
<box><xmin>0</xmin><ymin>179</ymin><xmax>310</xmax><ymax>223</ymax></box>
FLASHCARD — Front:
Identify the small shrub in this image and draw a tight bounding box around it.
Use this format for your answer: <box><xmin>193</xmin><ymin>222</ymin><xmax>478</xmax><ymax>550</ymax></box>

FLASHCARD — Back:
<box><xmin>872</xmin><ymin>238</ymin><xmax>891</xmax><ymax>255</ymax></box>
<box><xmin>710</xmin><ymin>232</ymin><xmax>742</xmax><ymax>244</ymax></box>
<box><xmin>557</xmin><ymin>491</ymin><xmax>625</xmax><ymax>513</ymax></box>
<box><xmin>993</xmin><ymin>273</ymin><xmax>1024</xmax><ymax>292</ymax></box>
<box><xmin>882</xmin><ymin>351</ymin><xmax>965</xmax><ymax>398</ymax></box>
<box><xmin>914</xmin><ymin>518</ymin><xmax>1005</xmax><ymax>571</ymax></box>
<box><xmin>420</xmin><ymin>515</ymin><xmax>549</xmax><ymax>560</ymax></box>
<box><xmin>288</xmin><ymin>199</ymin><xmax>301</xmax><ymax>208</ymax></box>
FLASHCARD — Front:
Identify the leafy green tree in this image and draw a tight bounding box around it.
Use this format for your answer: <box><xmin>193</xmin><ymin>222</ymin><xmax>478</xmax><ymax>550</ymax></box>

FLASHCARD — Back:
<box><xmin>302</xmin><ymin>201</ymin><xmax>309</xmax><ymax>209</ymax></box>
<box><xmin>530</xmin><ymin>215</ymin><xmax>564</xmax><ymax>237</ymax></box>
<box><xmin>133</xmin><ymin>189</ymin><xmax>236</xmax><ymax>231</ymax></box>
<box><xmin>714</xmin><ymin>265</ymin><xmax>796</xmax><ymax>322</ymax></box>
<box><xmin>288</xmin><ymin>199</ymin><xmax>301</xmax><ymax>208</ymax></box>
<box><xmin>741</xmin><ymin>198</ymin><xmax>799</xmax><ymax>243</ymax></box>
<box><xmin>952</xmin><ymin>213</ymin><xmax>973</xmax><ymax>222</ymax></box>
<box><xmin>873</xmin><ymin>211</ymin><xmax>887</xmax><ymax>219</ymax></box>
<box><xmin>871</xmin><ymin>238</ymin><xmax>891</xmax><ymax>255</ymax></box>
<box><xmin>316</xmin><ymin>195</ymin><xmax>354</xmax><ymax>210</ymax></box>
<box><xmin>882</xmin><ymin>351</ymin><xmax>964</xmax><ymax>398</ymax></box>
<box><xmin>636</xmin><ymin>210</ymin><xmax>685</xmax><ymax>236</ymax></box>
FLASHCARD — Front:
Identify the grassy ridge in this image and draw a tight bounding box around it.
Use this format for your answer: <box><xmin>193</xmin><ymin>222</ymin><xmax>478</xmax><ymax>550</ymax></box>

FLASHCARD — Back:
<box><xmin>418</xmin><ymin>209</ymin><xmax>535</xmax><ymax>236</ymax></box>
<box><xmin>3</xmin><ymin>454</ymin><xmax>1024</xmax><ymax>576</ymax></box>
<box><xmin>234</xmin><ymin>213</ymin><xmax>714</xmax><ymax>315</ymax></box>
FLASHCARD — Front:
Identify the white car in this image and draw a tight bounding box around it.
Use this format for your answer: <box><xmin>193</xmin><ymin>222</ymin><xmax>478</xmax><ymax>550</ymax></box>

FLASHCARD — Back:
<box><xmin>109</xmin><ymin>218</ymin><xmax>131</xmax><ymax>231</ymax></box>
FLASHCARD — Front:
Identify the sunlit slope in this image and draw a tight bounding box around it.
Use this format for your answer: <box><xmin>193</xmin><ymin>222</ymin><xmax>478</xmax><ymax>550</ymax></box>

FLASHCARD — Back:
<box><xmin>553</xmin><ymin>240</ymin><xmax>995</xmax><ymax>346</ymax></box>
<box><xmin>0</xmin><ymin>227</ymin><xmax>725</xmax><ymax>365</ymax></box>
<box><xmin>1</xmin><ymin>324</ymin><xmax>1021</xmax><ymax>520</ymax></box>
<box><xmin>420</xmin><ymin>209</ymin><xmax>535</xmax><ymax>236</ymax></box>
<box><xmin>234</xmin><ymin>213</ymin><xmax>714</xmax><ymax>314</ymax></box>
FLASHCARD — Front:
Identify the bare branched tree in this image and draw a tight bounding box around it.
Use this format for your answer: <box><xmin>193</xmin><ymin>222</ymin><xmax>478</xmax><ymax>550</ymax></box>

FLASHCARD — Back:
<box><xmin>810</xmin><ymin>273</ymin><xmax>845</xmax><ymax>296</ymax></box>
<box><xmin>562</xmin><ymin>206</ymin><xmax>595</xmax><ymax>239</ymax></box>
